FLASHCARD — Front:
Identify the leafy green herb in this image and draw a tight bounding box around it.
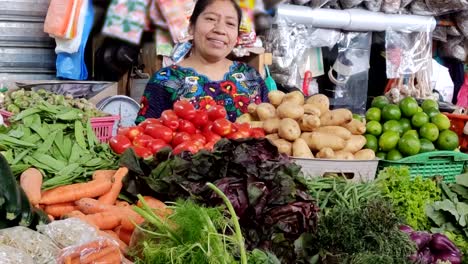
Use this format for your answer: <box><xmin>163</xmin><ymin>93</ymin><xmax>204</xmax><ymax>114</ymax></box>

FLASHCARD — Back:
<box><xmin>376</xmin><ymin>166</ymin><xmax>441</xmax><ymax>231</ymax></box>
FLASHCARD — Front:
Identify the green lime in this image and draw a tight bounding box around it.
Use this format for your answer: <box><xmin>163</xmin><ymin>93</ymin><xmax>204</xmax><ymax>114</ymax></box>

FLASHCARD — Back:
<box><xmin>425</xmin><ymin>108</ymin><xmax>440</xmax><ymax>118</ymax></box>
<box><xmin>421</xmin><ymin>99</ymin><xmax>439</xmax><ymax>112</ymax></box>
<box><xmin>366</xmin><ymin>107</ymin><xmax>382</xmax><ymax>122</ymax></box>
<box><xmin>399</xmin><ymin>118</ymin><xmax>412</xmax><ymax>133</ymax></box>
<box><xmin>376</xmin><ymin>152</ymin><xmax>387</xmax><ymax>159</ymax></box>
<box><xmin>383</xmin><ymin>120</ymin><xmax>402</xmax><ymax>135</ymax></box>
<box><xmin>437</xmin><ymin>130</ymin><xmax>459</xmax><ymax>150</ymax></box>
<box><xmin>366</xmin><ymin>121</ymin><xmax>383</xmax><ymax>136</ymax></box>
<box><xmin>364</xmin><ymin>134</ymin><xmax>378</xmax><ymax>152</ymax></box>
<box><xmin>379</xmin><ymin>131</ymin><xmax>400</xmax><ymax>151</ymax></box>
<box><xmin>398</xmin><ymin>136</ymin><xmax>421</xmax><ymax>156</ymax></box>
<box><xmin>431</xmin><ymin>113</ymin><xmax>451</xmax><ymax>131</ymax></box>
<box><xmin>403</xmin><ymin>129</ymin><xmax>419</xmax><ymax>139</ymax></box>
<box><xmin>411</xmin><ymin>112</ymin><xmax>429</xmax><ymax>128</ymax></box>
<box><xmin>399</xmin><ymin>97</ymin><xmax>419</xmax><ymax>117</ymax></box>
<box><xmin>417</xmin><ymin>107</ymin><xmax>423</xmax><ymax>113</ymax></box>
<box><xmin>387</xmin><ymin>149</ymin><xmax>403</xmax><ymax>160</ymax></box>
<box><xmin>419</xmin><ymin>138</ymin><xmax>435</xmax><ymax>153</ymax></box>
<box><xmin>371</xmin><ymin>96</ymin><xmax>390</xmax><ymax>109</ymax></box>
<box><xmin>419</xmin><ymin>123</ymin><xmax>439</xmax><ymax>142</ymax></box>
<box><xmin>382</xmin><ymin>104</ymin><xmax>402</xmax><ymax>121</ymax></box>
<box><xmin>353</xmin><ymin>114</ymin><xmax>364</xmax><ymax>122</ymax></box>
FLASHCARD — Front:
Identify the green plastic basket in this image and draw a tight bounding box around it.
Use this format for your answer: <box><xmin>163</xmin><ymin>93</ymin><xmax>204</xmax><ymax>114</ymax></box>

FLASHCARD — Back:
<box><xmin>378</xmin><ymin>151</ymin><xmax>468</xmax><ymax>183</ymax></box>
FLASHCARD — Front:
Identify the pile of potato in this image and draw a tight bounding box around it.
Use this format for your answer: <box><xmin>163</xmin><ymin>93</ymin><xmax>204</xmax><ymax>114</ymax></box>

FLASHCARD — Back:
<box><xmin>237</xmin><ymin>91</ymin><xmax>375</xmax><ymax>160</ymax></box>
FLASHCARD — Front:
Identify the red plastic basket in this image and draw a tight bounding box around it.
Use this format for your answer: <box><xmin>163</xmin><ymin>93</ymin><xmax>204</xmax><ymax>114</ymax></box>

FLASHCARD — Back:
<box><xmin>444</xmin><ymin>112</ymin><xmax>468</xmax><ymax>152</ymax></box>
<box><xmin>1</xmin><ymin>109</ymin><xmax>119</xmax><ymax>143</ymax></box>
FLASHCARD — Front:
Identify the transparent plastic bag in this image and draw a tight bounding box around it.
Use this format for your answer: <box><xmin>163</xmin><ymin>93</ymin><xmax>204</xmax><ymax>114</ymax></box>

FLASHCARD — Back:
<box><xmin>425</xmin><ymin>0</ymin><xmax>468</xmax><ymax>15</ymax></box>
<box><xmin>340</xmin><ymin>0</ymin><xmax>364</xmax><ymax>9</ymax></box>
<box><xmin>364</xmin><ymin>0</ymin><xmax>383</xmax><ymax>11</ymax></box>
<box><xmin>456</xmin><ymin>11</ymin><xmax>468</xmax><ymax>37</ymax></box>
<box><xmin>440</xmin><ymin>37</ymin><xmax>467</xmax><ymax>61</ymax></box>
<box><xmin>37</xmin><ymin>218</ymin><xmax>99</xmax><ymax>249</ymax></box>
<box><xmin>0</xmin><ymin>226</ymin><xmax>60</xmax><ymax>264</ymax></box>
<box><xmin>447</xmin><ymin>26</ymin><xmax>462</xmax><ymax>37</ymax></box>
<box><xmin>400</xmin><ymin>0</ymin><xmax>413</xmax><ymax>8</ymax></box>
<box><xmin>410</xmin><ymin>0</ymin><xmax>434</xmax><ymax>15</ymax></box>
<box><xmin>0</xmin><ymin>245</ymin><xmax>34</xmax><ymax>264</ymax></box>
<box><xmin>57</xmin><ymin>237</ymin><xmax>122</xmax><ymax>264</ymax></box>
<box><xmin>382</xmin><ymin>0</ymin><xmax>401</xmax><ymax>13</ymax></box>
<box><xmin>433</xmin><ymin>26</ymin><xmax>448</xmax><ymax>42</ymax></box>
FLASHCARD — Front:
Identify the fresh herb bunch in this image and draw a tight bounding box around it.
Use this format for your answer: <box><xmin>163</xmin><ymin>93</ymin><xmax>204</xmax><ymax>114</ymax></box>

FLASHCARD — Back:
<box><xmin>376</xmin><ymin>166</ymin><xmax>441</xmax><ymax>231</ymax></box>
<box><xmin>306</xmin><ymin>199</ymin><xmax>416</xmax><ymax>264</ymax></box>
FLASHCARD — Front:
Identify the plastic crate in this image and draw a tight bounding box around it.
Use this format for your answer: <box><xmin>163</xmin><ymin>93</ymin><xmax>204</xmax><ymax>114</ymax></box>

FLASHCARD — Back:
<box><xmin>444</xmin><ymin>112</ymin><xmax>468</xmax><ymax>152</ymax></box>
<box><xmin>1</xmin><ymin>109</ymin><xmax>119</xmax><ymax>143</ymax></box>
<box><xmin>292</xmin><ymin>158</ymin><xmax>378</xmax><ymax>182</ymax></box>
<box><xmin>378</xmin><ymin>151</ymin><xmax>468</xmax><ymax>183</ymax></box>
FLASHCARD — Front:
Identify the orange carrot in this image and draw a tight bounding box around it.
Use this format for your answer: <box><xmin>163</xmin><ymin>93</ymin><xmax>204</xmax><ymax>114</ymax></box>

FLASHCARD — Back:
<box><xmin>100</xmin><ymin>230</ymin><xmax>128</xmax><ymax>253</ymax></box>
<box><xmin>75</xmin><ymin>198</ymin><xmax>117</xmax><ymax>214</ymax></box>
<box><xmin>59</xmin><ymin>240</ymin><xmax>113</xmax><ymax>260</ymax></box>
<box><xmin>115</xmin><ymin>226</ymin><xmax>133</xmax><ymax>245</ymax></box>
<box><xmin>93</xmin><ymin>248</ymin><xmax>122</xmax><ymax>264</ymax></box>
<box><xmin>40</xmin><ymin>179</ymin><xmax>112</xmax><ymax>205</ymax></box>
<box><xmin>48</xmin><ymin>214</ymin><xmax>55</xmax><ymax>221</ymax></box>
<box><xmin>45</xmin><ymin>202</ymin><xmax>76</xmax><ymax>218</ymax></box>
<box><xmin>137</xmin><ymin>196</ymin><xmax>171</xmax><ymax>217</ymax></box>
<box><xmin>98</xmin><ymin>167</ymin><xmax>129</xmax><ymax>205</ymax></box>
<box><xmin>92</xmin><ymin>170</ymin><xmax>117</xmax><ymax>181</ymax></box>
<box><xmin>115</xmin><ymin>201</ymin><xmax>130</xmax><ymax>207</ymax></box>
<box><xmin>20</xmin><ymin>168</ymin><xmax>43</xmax><ymax>205</ymax></box>
<box><xmin>85</xmin><ymin>211</ymin><xmax>121</xmax><ymax>230</ymax></box>
<box><xmin>119</xmin><ymin>207</ymin><xmax>144</xmax><ymax>231</ymax></box>
<box><xmin>65</xmin><ymin>256</ymin><xmax>73</xmax><ymax>264</ymax></box>
<box><xmin>80</xmin><ymin>245</ymin><xmax>120</xmax><ymax>264</ymax></box>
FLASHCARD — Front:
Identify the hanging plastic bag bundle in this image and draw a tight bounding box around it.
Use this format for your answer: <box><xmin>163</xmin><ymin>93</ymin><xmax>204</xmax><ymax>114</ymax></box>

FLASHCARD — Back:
<box><xmin>156</xmin><ymin>0</ymin><xmax>195</xmax><ymax>43</ymax></box>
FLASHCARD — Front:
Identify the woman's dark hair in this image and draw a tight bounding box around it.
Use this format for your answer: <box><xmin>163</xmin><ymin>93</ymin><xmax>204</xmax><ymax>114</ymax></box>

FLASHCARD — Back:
<box><xmin>189</xmin><ymin>0</ymin><xmax>242</xmax><ymax>30</ymax></box>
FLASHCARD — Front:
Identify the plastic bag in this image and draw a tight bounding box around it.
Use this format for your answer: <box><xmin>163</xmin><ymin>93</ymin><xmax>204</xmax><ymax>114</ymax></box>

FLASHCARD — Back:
<box><xmin>400</xmin><ymin>0</ymin><xmax>413</xmax><ymax>8</ymax></box>
<box><xmin>57</xmin><ymin>237</ymin><xmax>122</xmax><ymax>264</ymax></box>
<box><xmin>431</xmin><ymin>59</ymin><xmax>454</xmax><ymax>102</ymax></box>
<box><xmin>339</xmin><ymin>0</ymin><xmax>364</xmax><ymax>9</ymax></box>
<box><xmin>56</xmin><ymin>0</ymin><xmax>93</xmax><ymax>80</ymax></box>
<box><xmin>37</xmin><ymin>218</ymin><xmax>99</xmax><ymax>249</ymax></box>
<box><xmin>456</xmin><ymin>11</ymin><xmax>468</xmax><ymax>37</ymax></box>
<box><xmin>364</xmin><ymin>0</ymin><xmax>383</xmax><ymax>11</ymax></box>
<box><xmin>447</xmin><ymin>26</ymin><xmax>462</xmax><ymax>37</ymax></box>
<box><xmin>157</xmin><ymin>0</ymin><xmax>194</xmax><ymax>43</ymax></box>
<box><xmin>43</xmin><ymin>0</ymin><xmax>75</xmax><ymax>38</ymax></box>
<box><xmin>456</xmin><ymin>74</ymin><xmax>468</xmax><ymax>107</ymax></box>
<box><xmin>55</xmin><ymin>0</ymin><xmax>88</xmax><ymax>53</ymax></box>
<box><xmin>149</xmin><ymin>0</ymin><xmax>167</xmax><ymax>29</ymax></box>
<box><xmin>385</xmin><ymin>29</ymin><xmax>432</xmax><ymax>79</ymax></box>
<box><xmin>0</xmin><ymin>226</ymin><xmax>60</xmax><ymax>264</ymax></box>
<box><xmin>410</xmin><ymin>0</ymin><xmax>434</xmax><ymax>15</ymax></box>
<box><xmin>433</xmin><ymin>26</ymin><xmax>448</xmax><ymax>42</ymax></box>
<box><xmin>425</xmin><ymin>0</ymin><xmax>468</xmax><ymax>15</ymax></box>
<box><xmin>238</xmin><ymin>1</ymin><xmax>257</xmax><ymax>46</ymax></box>
<box><xmin>0</xmin><ymin>245</ymin><xmax>34</xmax><ymax>264</ymax></box>
<box><xmin>440</xmin><ymin>37</ymin><xmax>467</xmax><ymax>61</ymax></box>
<box><xmin>382</xmin><ymin>0</ymin><xmax>401</xmax><ymax>13</ymax></box>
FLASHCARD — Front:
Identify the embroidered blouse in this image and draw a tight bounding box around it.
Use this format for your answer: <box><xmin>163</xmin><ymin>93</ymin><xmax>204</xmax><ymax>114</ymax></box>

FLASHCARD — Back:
<box><xmin>136</xmin><ymin>61</ymin><xmax>269</xmax><ymax>123</ymax></box>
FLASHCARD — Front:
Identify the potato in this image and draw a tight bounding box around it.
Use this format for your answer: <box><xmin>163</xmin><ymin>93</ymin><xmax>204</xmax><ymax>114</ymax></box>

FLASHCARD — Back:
<box><xmin>316</xmin><ymin>148</ymin><xmax>334</xmax><ymax>159</ymax></box>
<box><xmin>249</xmin><ymin>121</ymin><xmax>264</xmax><ymax>128</ymax></box>
<box><xmin>334</xmin><ymin>151</ymin><xmax>354</xmax><ymax>160</ymax></box>
<box><xmin>342</xmin><ymin>135</ymin><xmax>367</xmax><ymax>153</ymax></box>
<box><xmin>263</xmin><ymin>118</ymin><xmax>281</xmax><ymax>134</ymax></box>
<box><xmin>272</xmin><ymin>139</ymin><xmax>292</xmax><ymax>155</ymax></box>
<box><xmin>277</xmin><ymin>102</ymin><xmax>304</xmax><ymax>119</ymax></box>
<box><xmin>320</xmin><ymin>108</ymin><xmax>353</xmax><ymax>126</ymax></box>
<box><xmin>314</xmin><ymin>126</ymin><xmax>352</xmax><ymax>140</ymax></box>
<box><xmin>282</xmin><ymin>91</ymin><xmax>305</xmax><ymax>105</ymax></box>
<box><xmin>299</xmin><ymin>115</ymin><xmax>321</xmax><ymax>132</ymax></box>
<box><xmin>306</xmin><ymin>94</ymin><xmax>329</xmax><ymax>115</ymax></box>
<box><xmin>265</xmin><ymin>133</ymin><xmax>280</xmax><ymax>141</ymax></box>
<box><xmin>354</xmin><ymin>149</ymin><xmax>376</xmax><ymax>160</ymax></box>
<box><xmin>278</xmin><ymin>118</ymin><xmax>301</xmax><ymax>141</ymax></box>
<box><xmin>303</xmin><ymin>104</ymin><xmax>321</xmax><ymax>116</ymax></box>
<box><xmin>236</xmin><ymin>113</ymin><xmax>253</xmax><ymax>124</ymax></box>
<box><xmin>256</xmin><ymin>103</ymin><xmax>276</xmax><ymax>121</ymax></box>
<box><xmin>292</xmin><ymin>138</ymin><xmax>314</xmax><ymax>158</ymax></box>
<box><xmin>301</xmin><ymin>132</ymin><xmax>345</xmax><ymax>151</ymax></box>
<box><xmin>343</xmin><ymin>119</ymin><xmax>366</xmax><ymax>135</ymax></box>
<box><xmin>268</xmin><ymin>90</ymin><xmax>285</xmax><ymax>107</ymax></box>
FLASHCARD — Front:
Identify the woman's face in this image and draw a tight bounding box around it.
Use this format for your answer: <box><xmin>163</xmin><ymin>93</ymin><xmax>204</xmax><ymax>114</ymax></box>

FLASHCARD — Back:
<box><xmin>191</xmin><ymin>0</ymin><xmax>239</xmax><ymax>62</ymax></box>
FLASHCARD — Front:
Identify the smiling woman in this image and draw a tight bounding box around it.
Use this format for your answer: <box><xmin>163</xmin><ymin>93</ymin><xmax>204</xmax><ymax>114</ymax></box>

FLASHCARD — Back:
<box><xmin>136</xmin><ymin>0</ymin><xmax>269</xmax><ymax>124</ymax></box>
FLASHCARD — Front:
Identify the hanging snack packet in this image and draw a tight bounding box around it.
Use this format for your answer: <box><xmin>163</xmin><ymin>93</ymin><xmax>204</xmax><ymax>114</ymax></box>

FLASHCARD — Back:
<box><xmin>237</xmin><ymin>0</ymin><xmax>256</xmax><ymax>46</ymax></box>
<box><xmin>157</xmin><ymin>0</ymin><xmax>195</xmax><ymax>43</ymax></box>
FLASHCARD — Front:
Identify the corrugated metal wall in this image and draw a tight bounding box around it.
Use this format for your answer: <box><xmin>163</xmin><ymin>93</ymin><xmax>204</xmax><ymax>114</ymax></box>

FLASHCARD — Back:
<box><xmin>0</xmin><ymin>0</ymin><xmax>56</xmax><ymax>84</ymax></box>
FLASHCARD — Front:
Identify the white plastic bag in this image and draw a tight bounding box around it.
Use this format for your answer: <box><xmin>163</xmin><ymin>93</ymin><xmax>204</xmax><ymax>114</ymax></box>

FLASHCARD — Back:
<box><xmin>55</xmin><ymin>0</ymin><xmax>88</xmax><ymax>53</ymax></box>
<box><xmin>431</xmin><ymin>59</ymin><xmax>454</xmax><ymax>103</ymax></box>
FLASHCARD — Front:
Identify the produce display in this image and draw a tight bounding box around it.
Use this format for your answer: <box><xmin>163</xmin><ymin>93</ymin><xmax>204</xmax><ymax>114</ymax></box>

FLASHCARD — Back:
<box><xmin>0</xmin><ymin>89</ymin><xmax>106</xmax><ymax>118</ymax></box>
<box><xmin>108</xmin><ymin>100</ymin><xmax>265</xmax><ymax>158</ymax></box>
<box><xmin>237</xmin><ymin>91</ymin><xmax>373</xmax><ymax>160</ymax></box>
<box><xmin>365</xmin><ymin>96</ymin><xmax>459</xmax><ymax>160</ymax></box>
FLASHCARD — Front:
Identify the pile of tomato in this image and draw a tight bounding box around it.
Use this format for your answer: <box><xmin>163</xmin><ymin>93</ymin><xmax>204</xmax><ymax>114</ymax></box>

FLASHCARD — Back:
<box><xmin>109</xmin><ymin>100</ymin><xmax>265</xmax><ymax>158</ymax></box>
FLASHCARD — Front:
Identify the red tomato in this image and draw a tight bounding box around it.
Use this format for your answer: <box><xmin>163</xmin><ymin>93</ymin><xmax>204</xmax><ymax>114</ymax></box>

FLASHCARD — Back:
<box><xmin>202</xmin><ymin>123</ymin><xmax>222</xmax><ymax>143</ymax></box>
<box><xmin>207</xmin><ymin>105</ymin><xmax>227</xmax><ymax>121</ymax></box>
<box><xmin>133</xmin><ymin>134</ymin><xmax>154</xmax><ymax>147</ymax></box>
<box><xmin>178</xmin><ymin>120</ymin><xmax>196</xmax><ymax>134</ymax></box>
<box><xmin>126</xmin><ymin>126</ymin><xmax>144</xmax><ymax>141</ymax></box>
<box><xmin>147</xmin><ymin>139</ymin><xmax>171</xmax><ymax>154</ymax></box>
<box><xmin>191</xmin><ymin>134</ymin><xmax>206</xmax><ymax>145</ymax></box>
<box><xmin>132</xmin><ymin>146</ymin><xmax>153</xmax><ymax>159</ymax></box>
<box><xmin>172</xmin><ymin>141</ymin><xmax>200</xmax><ymax>155</ymax></box>
<box><xmin>173</xmin><ymin>100</ymin><xmax>196</xmax><ymax>120</ymax></box>
<box><xmin>109</xmin><ymin>135</ymin><xmax>132</xmax><ymax>154</ymax></box>
<box><xmin>226</xmin><ymin>132</ymin><xmax>247</xmax><ymax>140</ymax></box>
<box><xmin>191</xmin><ymin>110</ymin><xmax>209</xmax><ymax>128</ymax></box>
<box><xmin>250</xmin><ymin>128</ymin><xmax>266</xmax><ymax>138</ymax></box>
<box><xmin>172</xmin><ymin>132</ymin><xmax>192</xmax><ymax>147</ymax></box>
<box><xmin>145</xmin><ymin>124</ymin><xmax>173</xmax><ymax>143</ymax></box>
<box><xmin>204</xmin><ymin>141</ymin><xmax>216</xmax><ymax>151</ymax></box>
<box><xmin>117</xmin><ymin>127</ymin><xmax>130</xmax><ymax>136</ymax></box>
<box><xmin>161</xmin><ymin>110</ymin><xmax>180</xmax><ymax>130</ymax></box>
<box><xmin>212</xmin><ymin>118</ymin><xmax>233</xmax><ymax>136</ymax></box>
<box><xmin>138</xmin><ymin>118</ymin><xmax>161</xmax><ymax>130</ymax></box>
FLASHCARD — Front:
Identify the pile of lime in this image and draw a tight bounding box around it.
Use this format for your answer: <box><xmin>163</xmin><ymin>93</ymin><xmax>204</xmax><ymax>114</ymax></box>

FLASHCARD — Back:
<box><xmin>364</xmin><ymin>96</ymin><xmax>459</xmax><ymax>161</ymax></box>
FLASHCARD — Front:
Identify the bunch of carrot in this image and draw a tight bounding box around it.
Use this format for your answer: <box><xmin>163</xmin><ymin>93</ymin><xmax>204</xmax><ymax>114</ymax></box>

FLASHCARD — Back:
<box><xmin>21</xmin><ymin>166</ymin><xmax>170</xmax><ymax>262</ymax></box>
<box><xmin>59</xmin><ymin>238</ymin><xmax>122</xmax><ymax>264</ymax></box>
